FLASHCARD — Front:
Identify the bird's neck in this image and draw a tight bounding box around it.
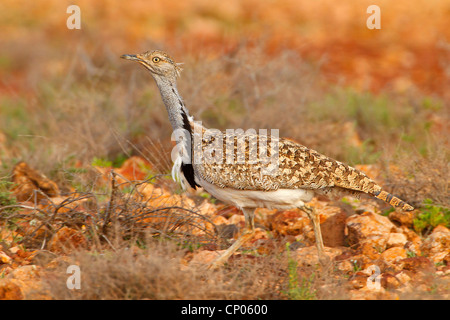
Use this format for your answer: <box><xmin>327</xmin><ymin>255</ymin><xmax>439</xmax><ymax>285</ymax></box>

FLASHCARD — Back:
<box><xmin>153</xmin><ymin>75</ymin><xmax>192</xmax><ymax>133</ymax></box>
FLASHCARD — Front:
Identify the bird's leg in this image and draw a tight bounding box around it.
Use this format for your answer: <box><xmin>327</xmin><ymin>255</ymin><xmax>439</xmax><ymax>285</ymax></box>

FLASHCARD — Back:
<box><xmin>301</xmin><ymin>204</ymin><xmax>329</xmax><ymax>266</ymax></box>
<box><xmin>209</xmin><ymin>208</ymin><xmax>255</xmax><ymax>269</ymax></box>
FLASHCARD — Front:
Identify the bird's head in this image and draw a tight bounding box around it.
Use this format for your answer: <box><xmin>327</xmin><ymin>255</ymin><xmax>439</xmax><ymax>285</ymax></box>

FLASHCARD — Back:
<box><xmin>121</xmin><ymin>50</ymin><xmax>182</xmax><ymax>81</ymax></box>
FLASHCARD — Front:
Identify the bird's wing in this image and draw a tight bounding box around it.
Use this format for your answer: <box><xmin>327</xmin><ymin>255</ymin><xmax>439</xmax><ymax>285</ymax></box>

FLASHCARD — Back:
<box><xmin>192</xmin><ymin>130</ymin><xmax>379</xmax><ymax>194</ymax></box>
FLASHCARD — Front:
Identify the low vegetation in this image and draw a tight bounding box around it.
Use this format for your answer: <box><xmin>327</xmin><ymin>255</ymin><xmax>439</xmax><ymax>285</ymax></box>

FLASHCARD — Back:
<box><xmin>0</xmin><ymin>0</ymin><xmax>448</xmax><ymax>300</ymax></box>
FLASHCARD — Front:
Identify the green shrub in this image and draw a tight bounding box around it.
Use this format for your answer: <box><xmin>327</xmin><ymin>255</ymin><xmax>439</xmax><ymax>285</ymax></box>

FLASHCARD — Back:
<box><xmin>413</xmin><ymin>199</ymin><xmax>450</xmax><ymax>236</ymax></box>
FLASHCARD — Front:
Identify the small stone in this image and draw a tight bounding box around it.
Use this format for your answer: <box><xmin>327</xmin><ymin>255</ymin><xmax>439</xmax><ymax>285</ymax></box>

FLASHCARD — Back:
<box><xmin>0</xmin><ymin>251</ymin><xmax>12</xmax><ymax>264</ymax></box>
<box><xmin>228</xmin><ymin>214</ymin><xmax>245</xmax><ymax>226</ymax></box>
<box><xmin>136</xmin><ymin>183</ymin><xmax>196</xmax><ymax>209</ymax></box>
<box><xmin>386</xmin><ymin>233</ymin><xmax>408</xmax><ymax>248</ymax></box>
<box><xmin>381</xmin><ymin>273</ymin><xmax>401</xmax><ymax>289</ymax></box>
<box><xmin>0</xmin><ymin>280</ymin><xmax>23</xmax><ymax>300</ymax></box>
<box><xmin>11</xmin><ymin>162</ymin><xmax>60</xmax><ymax>202</ymax></box>
<box><xmin>381</xmin><ymin>247</ymin><xmax>407</xmax><ymax>264</ymax></box>
<box><xmin>389</xmin><ymin>210</ymin><xmax>416</xmax><ymax>228</ymax></box>
<box><xmin>346</xmin><ymin>212</ymin><xmax>397</xmax><ymax>250</ymax></box>
<box><xmin>1</xmin><ymin>265</ymin><xmax>50</xmax><ymax>299</ymax></box>
<box><xmin>9</xmin><ymin>246</ymin><xmax>20</xmax><ymax>254</ymax></box>
<box><xmin>49</xmin><ymin>226</ymin><xmax>87</xmax><ymax>254</ymax></box>
<box><xmin>116</xmin><ymin>156</ymin><xmax>152</xmax><ymax>181</ymax></box>
<box><xmin>270</xmin><ymin>209</ymin><xmax>309</xmax><ymax>237</ymax></box>
<box><xmin>359</xmin><ymin>242</ymin><xmax>381</xmax><ymax>260</ymax></box>
<box><xmin>421</xmin><ymin>225</ymin><xmax>450</xmax><ymax>264</ymax></box>
<box><xmin>212</xmin><ymin>215</ymin><xmax>228</xmax><ymax>225</ymax></box>
<box><xmin>399</xmin><ymin>256</ymin><xmax>434</xmax><ymax>272</ymax></box>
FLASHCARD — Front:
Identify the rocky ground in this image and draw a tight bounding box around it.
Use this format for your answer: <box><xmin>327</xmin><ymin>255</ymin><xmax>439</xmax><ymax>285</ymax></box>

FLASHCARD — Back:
<box><xmin>0</xmin><ymin>158</ymin><xmax>449</xmax><ymax>300</ymax></box>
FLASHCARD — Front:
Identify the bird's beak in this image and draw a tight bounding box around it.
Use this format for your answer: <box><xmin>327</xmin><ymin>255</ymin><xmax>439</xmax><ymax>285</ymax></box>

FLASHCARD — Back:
<box><xmin>121</xmin><ymin>54</ymin><xmax>142</xmax><ymax>62</ymax></box>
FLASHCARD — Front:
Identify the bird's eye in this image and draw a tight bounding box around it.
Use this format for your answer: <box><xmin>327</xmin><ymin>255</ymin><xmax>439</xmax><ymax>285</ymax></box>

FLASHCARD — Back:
<box><xmin>152</xmin><ymin>57</ymin><xmax>160</xmax><ymax>63</ymax></box>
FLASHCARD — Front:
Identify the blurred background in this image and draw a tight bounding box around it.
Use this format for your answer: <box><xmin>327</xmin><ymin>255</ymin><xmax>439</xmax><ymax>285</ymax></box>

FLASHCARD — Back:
<box><xmin>0</xmin><ymin>0</ymin><xmax>448</xmax><ymax>205</ymax></box>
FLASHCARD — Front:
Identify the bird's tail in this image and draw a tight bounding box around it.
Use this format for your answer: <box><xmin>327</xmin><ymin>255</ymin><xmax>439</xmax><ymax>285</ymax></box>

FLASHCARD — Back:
<box><xmin>372</xmin><ymin>189</ymin><xmax>414</xmax><ymax>211</ymax></box>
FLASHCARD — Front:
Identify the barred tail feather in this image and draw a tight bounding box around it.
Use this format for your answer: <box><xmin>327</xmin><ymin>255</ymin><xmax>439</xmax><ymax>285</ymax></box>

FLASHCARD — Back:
<box><xmin>373</xmin><ymin>189</ymin><xmax>414</xmax><ymax>211</ymax></box>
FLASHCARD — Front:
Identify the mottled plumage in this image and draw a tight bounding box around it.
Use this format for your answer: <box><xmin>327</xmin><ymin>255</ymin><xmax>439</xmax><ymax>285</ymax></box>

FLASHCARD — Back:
<box><xmin>191</xmin><ymin>124</ymin><xmax>413</xmax><ymax>211</ymax></box>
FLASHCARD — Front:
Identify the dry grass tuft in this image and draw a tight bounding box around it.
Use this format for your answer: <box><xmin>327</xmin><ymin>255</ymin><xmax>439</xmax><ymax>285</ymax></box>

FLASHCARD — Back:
<box><xmin>43</xmin><ymin>241</ymin><xmax>289</xmax><ymax>300</ymax></box>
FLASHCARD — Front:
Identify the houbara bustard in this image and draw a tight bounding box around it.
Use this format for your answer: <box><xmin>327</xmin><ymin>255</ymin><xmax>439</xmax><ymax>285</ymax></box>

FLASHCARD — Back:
<box><xmin>121</xmin><ymin>50</ymin><xmax>414</xmax><ymax>268</ymax></box>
